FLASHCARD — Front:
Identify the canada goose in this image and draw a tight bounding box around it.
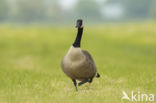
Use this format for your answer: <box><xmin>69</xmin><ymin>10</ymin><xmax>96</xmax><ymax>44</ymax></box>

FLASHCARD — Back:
<box><xmin>61</xmin><ymin>19</ymin><xmax>100</xmax><ymax>91</ymax></box>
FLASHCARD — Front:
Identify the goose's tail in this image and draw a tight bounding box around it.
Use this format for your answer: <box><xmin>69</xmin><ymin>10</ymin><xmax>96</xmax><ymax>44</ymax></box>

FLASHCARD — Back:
<box><xmin>96</xmin><ymin>73</ymin><xmax>100</xmax><ymax>78</ymax></box>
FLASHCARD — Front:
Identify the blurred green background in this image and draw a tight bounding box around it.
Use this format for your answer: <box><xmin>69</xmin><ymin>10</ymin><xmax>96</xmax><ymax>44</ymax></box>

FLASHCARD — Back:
<box><xmin>0</xmin><ymin>0</ymin><xmax>156</xmax><ymax>23</ymax></box>
<box><xmin>0</xmin><ymin>0</ymin><xmax>156</xmax><ymax>103</ymax></box>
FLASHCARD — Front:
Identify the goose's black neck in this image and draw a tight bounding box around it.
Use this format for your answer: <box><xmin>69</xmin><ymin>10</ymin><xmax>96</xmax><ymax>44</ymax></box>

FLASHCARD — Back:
<box><xmin>73</xmin><ymin>27</ymin><xmax>83</xmax><ymax>48</ymax></box>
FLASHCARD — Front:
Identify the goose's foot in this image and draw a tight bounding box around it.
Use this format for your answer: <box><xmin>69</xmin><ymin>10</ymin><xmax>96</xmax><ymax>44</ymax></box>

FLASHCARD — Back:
<box><xmin>78</xmin><ymin>79</ymin><xmax>89</xmax><ymax>86</ymax></box>
<box><xmin>72</xmin><ymin>79</ymin><xmax>78</xmax><ymax>91</ymax></box>
<box><xmin>96</xmin><ymin>73</ymin><xmax>100</xmax><ymax>78</ymax></box>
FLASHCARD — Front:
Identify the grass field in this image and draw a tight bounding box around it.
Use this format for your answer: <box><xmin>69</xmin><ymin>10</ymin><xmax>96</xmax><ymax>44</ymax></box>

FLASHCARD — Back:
<box><xmin>0</xmin><ymin>23</ymin><xmax>156</xmax><ymax>103</ymax></box>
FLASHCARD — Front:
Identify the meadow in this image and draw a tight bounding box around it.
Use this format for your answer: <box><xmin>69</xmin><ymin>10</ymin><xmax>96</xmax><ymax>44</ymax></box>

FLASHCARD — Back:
<box><xmin>0</xmin><ymin>23</ymin><xmax>156</xmax><ymax>103</ymax></box>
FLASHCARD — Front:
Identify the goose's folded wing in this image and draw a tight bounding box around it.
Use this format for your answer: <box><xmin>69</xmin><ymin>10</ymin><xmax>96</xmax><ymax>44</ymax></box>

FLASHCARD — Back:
<box><xmin>82</xmin><ymin>50</ymin><xmax>97</xmax><ymax>69</ymax></box>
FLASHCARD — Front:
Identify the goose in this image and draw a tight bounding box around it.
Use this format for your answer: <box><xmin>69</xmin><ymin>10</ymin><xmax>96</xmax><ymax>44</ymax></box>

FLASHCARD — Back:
<box><xmin>61</xmin><ymin>19</ymin><xmax>100</xmax><ymax>91</ymax></box>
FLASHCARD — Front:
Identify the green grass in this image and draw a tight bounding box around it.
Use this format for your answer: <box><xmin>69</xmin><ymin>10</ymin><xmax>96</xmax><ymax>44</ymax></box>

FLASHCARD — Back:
<box><xmin>0</xmin><ymin>23</ymin><xmax>156</xmax><ymax>103</ymax></box>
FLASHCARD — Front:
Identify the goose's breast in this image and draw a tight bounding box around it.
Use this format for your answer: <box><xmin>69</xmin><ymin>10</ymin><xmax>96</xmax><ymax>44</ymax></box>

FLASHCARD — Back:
<box><xmin>61</xmin><ymin>56</ymin><xmax>96</xmax><ymax>79</ymax></box>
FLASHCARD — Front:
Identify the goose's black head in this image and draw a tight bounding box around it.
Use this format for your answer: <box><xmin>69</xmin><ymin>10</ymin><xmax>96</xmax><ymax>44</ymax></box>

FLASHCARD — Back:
<box><xmin>76</xmin><ymin>19</ymin><xmax>83</xmax><ymax>28</ymax></box>
<box><xmin>73</xmin><ymin>19</ymin><xmax>83</xmax><ymax>48</ymax></box>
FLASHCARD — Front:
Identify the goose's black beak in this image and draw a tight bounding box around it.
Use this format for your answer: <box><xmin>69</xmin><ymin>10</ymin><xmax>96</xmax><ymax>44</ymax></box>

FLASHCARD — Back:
<box><xmin>76</xmin><ymin>19</ymin><xmax>83</xmax><ymax>28</ymax></box>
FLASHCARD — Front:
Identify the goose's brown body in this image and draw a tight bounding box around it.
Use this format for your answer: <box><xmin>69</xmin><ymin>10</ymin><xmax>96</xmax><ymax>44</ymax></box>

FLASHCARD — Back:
<box><xmin>61</xmin><ymin>19</ymin><xmax>99</xmax><ymax>90</ymax></box>
<box><xmin>61</xmin><ymin>46</ymin><xmax>97</xmax><ymax>81</ymax></box>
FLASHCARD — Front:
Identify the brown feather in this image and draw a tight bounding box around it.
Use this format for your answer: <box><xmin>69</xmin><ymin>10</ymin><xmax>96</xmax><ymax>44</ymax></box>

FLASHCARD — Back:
<box><xmin>61</xmin><ymin>46</ymin><xmax>97</xmax><ymax>81</ymax></box>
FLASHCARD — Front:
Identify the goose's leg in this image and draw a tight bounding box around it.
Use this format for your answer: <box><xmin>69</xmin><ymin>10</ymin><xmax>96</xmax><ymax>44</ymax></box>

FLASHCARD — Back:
<box><xmin>72</xmin><ymin>79</ymin><xmax>78</xmax><ymax>91</ymax></box>
<box><xmin>78</xmin><ymin>79</ymin><xmax>88</xmax><ymax>86</ymax></box>
<box><xmin>88</xmin><ymin>78</ymin><xmax>93</xmax><ymax>83</ymax></box>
